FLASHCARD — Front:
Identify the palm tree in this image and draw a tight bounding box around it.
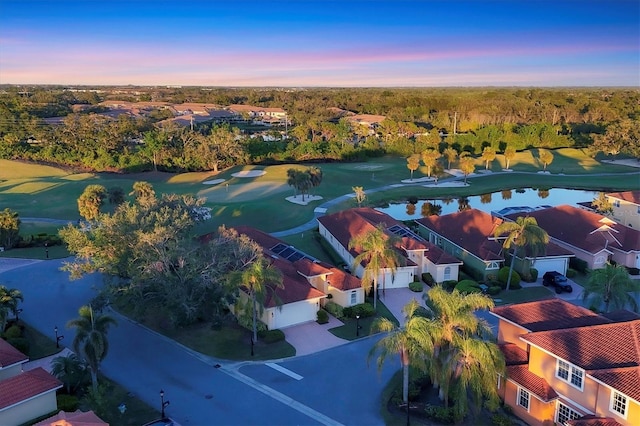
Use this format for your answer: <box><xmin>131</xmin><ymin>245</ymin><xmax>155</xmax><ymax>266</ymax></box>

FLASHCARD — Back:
<box><xmin>349</xmin><ymin>224</ymin><xmax>401</xmax><ymax>310</ymax></box>
<box><xmin>51</xmin><ymin>353</ymin><xmax>88</xmax><ymax>394</ymax></box>
<box><xmin>538</xmin><ymin>149</ymin><xmax>554</xmax><ymax>171</ymax></box>
<box><xmin>66</xmin><ymin>305</ymin><xmax>117</xmax><ymax>391</ymax></box>
<box><xmin>369</xmin><ymin>299</ymin><xmax>433</xmax><ymax>413</ymax></box>
<box><xmin>286</xmin><ymin>168</ymin><xmax>300</xmax><ymax>197</ymax></box>
<box><xmin>406</xmin><ymin>154</ymin><xmax>420</xmax><ymax>181</ymax></box>
<box><xmin>480</xmin><ymin>146</ymin><xmax>496</xmax><ymax>170</ymax></box>
<box><xmin>422</xmin><ymin>286</ymin><xmax>503</xmax><ymax>420</ymax></box>
<box><xmin>352</xmin><ymin>186</ymin><xmax>366</xmax><ymax>207</ymax></box>
<box><xmin>503</xmin><ymin>146</ymin><xmax>516</xmax><ymax>170</ymax></box>
<box><xmin>458</xmin><ymin>153</ymin><xmax>475</xmax><ymax>184</ymax></box>
<box><xmin>582</xmin><ymin>263</ymin><xmax>640</xmax><ymax>312</ymax></box>
<box><xmin>307</xmin><ymin>166</ymin><xmax>323</xmax><ymax>195</ymax></box>
<box><xmin>0</xmin><ymin>285</ymin><xmax>23</xmax><ymax>331</ymax></box>
<box><xmin>227</xmin><ymin>254</ymin><xmax>284</xmax><ymax>342</ymax></box>
<box><xmin>443</xmin><ymin>147</ymin><xmax>458</xmax><ymax>169</ymax></box>
<box><xmin>421</xmin><ymin>149</ymin><xmax>441</xmax><ymax>177</ymax></box>
<box><xmin>494</xmin><ymin>216</ymin><xmax>549</xmax><ymax>291</ymax></box>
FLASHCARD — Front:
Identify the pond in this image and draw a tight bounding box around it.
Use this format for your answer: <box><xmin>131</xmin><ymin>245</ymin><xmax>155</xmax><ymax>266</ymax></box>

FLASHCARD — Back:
<box><xmin>376</xmin><ymin>188</ymin><xmax>597</xmax><ymax>221</ymax></box>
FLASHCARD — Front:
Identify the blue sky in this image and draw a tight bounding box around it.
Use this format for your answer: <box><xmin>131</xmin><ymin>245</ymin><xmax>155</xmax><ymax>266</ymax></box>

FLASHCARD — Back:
<box><xmin>0</xmin><ymin>0</ymin><xmax>638</xmax><ymax>87</ymax></box>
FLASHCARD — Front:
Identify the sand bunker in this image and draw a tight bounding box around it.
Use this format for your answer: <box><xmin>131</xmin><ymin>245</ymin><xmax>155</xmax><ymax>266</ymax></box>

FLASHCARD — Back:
<box><xmin>232</xmin><ymin>170</ymin><xmax>266</xmax><ymax>178</ymax></box>
<box><xmin>286</xmin><ymin>195</ymin><xmax>323</xmax><ymax>206</ymax></box>
<box><xmin>203</xmin><ymin>179</ymin><xmax>225</xmax><ymax>185</ymax></box>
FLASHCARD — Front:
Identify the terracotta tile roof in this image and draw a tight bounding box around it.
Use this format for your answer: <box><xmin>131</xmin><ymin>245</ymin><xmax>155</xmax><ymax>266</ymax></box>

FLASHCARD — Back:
<box><xmin>607</xmin><ymin>190</ymin><xmax>640</xmax><ymax>206</ymax></box>
<box><xmin>523</xmin><ymin>319</ymin><xmax>640</xmax><ymax>370</ymax></box>
<box><xmin>0</xmin><ymin>367</ymin><xmax>62</xmax><ymax>410</ymax></box>
<box><xmin>505</xmin><ymin>205</ymin><xmax>640</xmax><ymax>255</ymax></box>
<box><xmin>603</xmin><ymin>309</ymin><xmax>640</xmax><ymax>322</ymax></box>
<box><xmin>589</xmin><ymin>366</ymin><xmax>640</xmax><ymax>402</ymax></box>
<box><xmin>293</xmin><ymin>258</ymin><xmax>362</xmax><ymax>291</ymax></box>
<box><xmin>415</xmin><ymin>209</ymin><xmax>505</xmax><ymax>262</ymax></box>
<box><xmin>0</xmin><ymin>338</ymin><xmax>28</xmax><ymax>368</ymax></box>
<box><xmin>491</xmin><ymin>299</ymin><xmax>610</xmax><ymax>332</ymax></box>
<box><xmin>232</xmin><ymin>225</ymin><xmax>283</xmax><ymax>253</ymax></box>
<box><xmin>499</xmin><ymin>343</ymin><xmax>529</xmax><ymax>366</ymax></box>
<box><xmin>34</xmin><ymin>409</ymin><xmax>109</xmax><ymax>426</ymax></box>
<box><xmin>566</xmin><ymin>415</ymin><xmax>623</xmax><ymax>426</ymax></box>
<box><xmin>506</xmin><ymin>364</ymin><xmax>558</xmax><ymax>401</ymax></box>
<box><xmin>262</xmin><ymin>257</ymin><xmax>325</xmax><ymax>307</ymax></box>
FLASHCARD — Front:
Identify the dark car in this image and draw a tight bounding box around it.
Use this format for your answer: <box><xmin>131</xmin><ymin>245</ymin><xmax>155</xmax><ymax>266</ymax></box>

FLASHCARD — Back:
<box><xmin>543</xmin><ymin>271</ymin><xmax>572</xmax><ymax>293</ymax></box>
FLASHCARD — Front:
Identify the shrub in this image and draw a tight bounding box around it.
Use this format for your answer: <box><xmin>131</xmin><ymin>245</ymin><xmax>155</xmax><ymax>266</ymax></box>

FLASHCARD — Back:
<box><xmin>425</xmin><ymin>404</ymin><xmax>455</xmax><ymax>424</ymax></box>
<box><xmin>57</xmin><ymin>394</ymin><xmax>79</xmax><ymax>412</ymax></box>
<box><xmin>442</xmin><ymin>280</ymin><xmax>458</xmax><ymax>291</ymax></box>
<box><xmin>455</xmin><ymin>279</ymin><xmax>481</xmax><ymax>294</ymax></box>
<box><xmin>497</xmin><ymin>267</ymin><xmax>521</xmax><ymax>288</ymax></box>
<box><xmin>570</xmin><ymin>257</ymin><xmax>589</xmax><ymax>274</ymax></box>
<box><xmin>316</xmin><ymin>309</ymin><xmax>329</xmax><ymax>324</ymax></box>
<box><xmin>421</xmin><ymin>272</ymin><xmax>435</xmax><ymax>285</ymax></box>
<box><xmin>3</xmin><ymin>324</ymin><xmax>22</xmax><ymax>339</ymax></box>
<box><xmin>258</xmin><ymin>329</ymin><xmax>285</xmax><ymax>343</ymax></box>
<box><xmin>487</xmin><ymin>285</ymin><xmax>502</xmax><ymax>296</ymax></box>
<box><xmin>343</xmin><ymin>302</ymin><xmax>376</xmax><ymax>318</ymax></box>
<box><xmin>566</xmin><ymin>268</ymin><xmax>577</xmax><ymax>278</ymax></box>
<box><xmin>324</xmin><ymin>301</ymin><xmax>344</xmax><ymax>319</ymax></box>
<box><xmin>529</xmin><ymin>268</ymin><xmax>539</xmax><ymax>281</ymax></box>
<box><xmin>409</xmin><ymin>281</ymin><xmax>423</xmax><ymax>292</ymax></box>
<box><xmin>492</xmin><ymin>413</ymin><xmax>514</xmax><ymax>426</ymax></box>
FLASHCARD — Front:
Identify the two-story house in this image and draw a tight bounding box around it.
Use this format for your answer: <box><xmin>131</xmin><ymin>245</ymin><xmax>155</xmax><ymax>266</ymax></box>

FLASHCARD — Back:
<box><xmin>317</xmin><ymin>208</ymin><xmax>462</xmax><ymax>288</ymax></box>
<box><xmin>607</xmin><ymin>191</ymin><xmax>640</xmax><ymax>230</ymax></box>
<box><xmin>491</xmin><ymin>299</ymin><xmax>639</xmax><ymax>426</ymax></box>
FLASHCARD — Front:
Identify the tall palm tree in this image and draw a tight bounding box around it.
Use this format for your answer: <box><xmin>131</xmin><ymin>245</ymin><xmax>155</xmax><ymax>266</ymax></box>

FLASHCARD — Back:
<box><xmin>227</xmin><ymin>254</ymin><xmax>284</xmax><ymax>342</ymax></box>
<box><xmin>458</xmin><ymin>153</ymin><xmax>475</xmax><ymax>184</ymax></box>
<box><xmin>307</xmin><ymin>166</ymin><xmax>323</xmax><ymax>195</ymax></box>
<box><xmin>582</xmin><ymin>262</ymin><xmax>640</xmax><ymax>312</ymax></box>
<box><xmin>66</xmin><ymin>305</ymin><xmax>117</xmax><ymax>391</ymax></box>
<box><xmin>503</xmin><ymin>146</ymin><xmax>516</xmax><ymax>170</ymax></box>
<box><xmin>369</xmin><ymin>299</ymin><xmax>433</xmax><ymax>421</ymax></box>
<box><xmin>422</xmin><ymin>286</ymin><xmax>503</xmax><ymax>420</ymax></box>
<box><xmin>494</xmin><ymin>216</ymin><xmax>549</xmax><ymax>290</ymax></box>
<box><xmin>0</xmin><ymin>285</ymin><xmax>23</xmax><ymax>331</ymax></box>
<box><xmin>443</xmin><ymin>147</ymin><xmax>458</xmax><ymax>170</ymax></box>
<box><xmin>349</xmin><ymin>224</ymin><xmax>401</xmax><ymax>310</ymax></box>
<box><xmin>421</xmin><ymin>149</ymin><xmax>441</xmax><ymax>177</ymax></box>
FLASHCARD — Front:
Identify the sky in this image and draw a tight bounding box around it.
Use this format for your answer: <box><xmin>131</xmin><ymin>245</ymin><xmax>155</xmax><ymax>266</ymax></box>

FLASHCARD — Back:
<box><xmin>0</xmin><ymin>0</ymin><xmax>638</xmax><ymax>87</ymax></box>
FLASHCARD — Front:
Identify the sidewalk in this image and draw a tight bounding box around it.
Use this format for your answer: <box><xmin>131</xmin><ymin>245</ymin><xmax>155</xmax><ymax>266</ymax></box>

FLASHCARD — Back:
<box><xmin>23</xmin><ymin>347</ymin><xmax>74</xmax><ymax>373</ymax></box>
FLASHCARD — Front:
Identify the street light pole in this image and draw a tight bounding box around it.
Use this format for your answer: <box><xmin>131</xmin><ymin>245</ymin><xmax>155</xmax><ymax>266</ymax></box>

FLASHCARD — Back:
<box><xmin>54</xmin><ymin>326</ymin><xmax>64</xmax><ymax>348</ymax></box>
<box><xmin>356</xmin><ymin>315</ymin><xmax>360</xmax><ymax>337</ymax></box>
<box><xmin>160</xmin><ymin>389</ymin><xmax>170</xmax><ymax>419</ymax></box>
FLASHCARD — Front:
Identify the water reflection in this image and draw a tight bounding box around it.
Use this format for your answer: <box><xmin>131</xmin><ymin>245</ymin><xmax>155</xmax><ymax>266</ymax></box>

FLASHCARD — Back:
<box><xmin>377</xmin><ymin>188</ymin><xmax>597</xmax><ymax>221</ymax></box>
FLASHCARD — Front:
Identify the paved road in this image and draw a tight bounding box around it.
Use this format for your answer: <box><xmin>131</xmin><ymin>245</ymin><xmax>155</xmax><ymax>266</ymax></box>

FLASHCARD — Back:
<box><xmin>1</xmin><ymin>259</ymin><xmax>394</xmax><ymax>426</ymax></box>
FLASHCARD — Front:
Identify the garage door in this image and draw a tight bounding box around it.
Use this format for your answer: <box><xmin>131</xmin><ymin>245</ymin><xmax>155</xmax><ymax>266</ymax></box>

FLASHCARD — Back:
<box><xmin>272</xmin><ymin>299</ymin><xmax>320</xmax><ymax>329</ymax></box>
<box><xmin>533</xmin><ymin>258</ymin><xmax>568</xmax><ymax>276</ymax></box>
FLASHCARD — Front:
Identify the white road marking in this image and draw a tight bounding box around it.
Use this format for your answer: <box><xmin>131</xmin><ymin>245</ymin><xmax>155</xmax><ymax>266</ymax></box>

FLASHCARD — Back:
<box><xmin>266</xmin><ymin>362</ymin><xmax>303</xmax><ymax>380</ymax></box>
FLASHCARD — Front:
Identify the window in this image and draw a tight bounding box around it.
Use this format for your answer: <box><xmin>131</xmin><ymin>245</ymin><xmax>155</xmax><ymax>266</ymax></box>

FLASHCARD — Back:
<box><xmin>517</xmin><ymin>388</ymin><xmax>530</xmax><ymax>411</ymax></box>
<box><xmin>556</xmin><ymin>359</ymin><xmax>584</xmax><ymax>390</ymax></box>
<box><xmin>611</xmin><ymin>391</ymin><xmax>628</xmax><ymax>418</ymax></box>
<box><xmin>557</xmin><ymin>360</ymin><xmax>570</xmax><ymax>380</ymax></box>
<box><xmin>350</xmin><ymin>291</ymin><xmax>357</xmax><ymax>305</ymax></box>
<box><xmin>487</xmin><ymin>261</ymin><xmax>500</xmax><ymax>270</ymax></box>
<box><xmin>444</xmin><ymin>267</ymin><xmax>451</xmax><ymax>281</ymax></box>
<box><xmin>557</xmin><ymin>403</ymin><xmax>580</xmax><ymax>424</ymax></box>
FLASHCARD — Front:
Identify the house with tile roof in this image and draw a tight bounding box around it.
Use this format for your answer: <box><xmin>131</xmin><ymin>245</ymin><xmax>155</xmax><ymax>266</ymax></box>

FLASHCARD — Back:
<box><xmin>415</xmin><ymin>209</ymin><xmax>574</xmax><ymax>280</ymax></box>
<box><xmin>34</xmin><ymin>409</ymin><xmax>108</xmax><ymax>426</ymax></box>
<box><xmin>491</xmin><ymin>299</ymin><xmax>640</xmax><ymax>426</ymax></box>
<box><xmin>317</xmin><ymin>208</ymin><xmax>462</xmax><ymax>289</ymax></box>
<box><xmin>502</xmin><ymin>205</ymin><xmax>640</xmax><ymax>270</ymax></box>
<box><xmin>231</xmin><ymin>226</ymin><xmax>363</xmax><ymax>329</ymax></box>
<box><xmin>606</xmin><ymin>191</ymin><xmax>640</xmax><ymax>230</ymax></box>
<box><xmin>0</xmin><ymin>339</ymin><xmax>62</xmax><ymax>425</ymax></box>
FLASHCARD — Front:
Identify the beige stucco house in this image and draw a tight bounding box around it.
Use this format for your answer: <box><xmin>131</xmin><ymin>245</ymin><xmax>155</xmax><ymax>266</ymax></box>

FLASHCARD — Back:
<box><xmin>607</xmin><ymin>191</ymin><xmax>640</xmax><ymax>230</ymax></box>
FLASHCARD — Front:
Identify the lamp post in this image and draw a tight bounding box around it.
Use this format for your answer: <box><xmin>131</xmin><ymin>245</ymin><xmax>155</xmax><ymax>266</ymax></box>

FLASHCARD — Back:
<box><xmin>45</xmin><ymin>242</ymin><xmax>49</xmax><ymax>259</ymax></box>
<box><xmin>356</xmin><ymin>315</ymin><xmax>361</xmax><ymax>337</ymax></box>
<box><xmin>15</xmin><ymin>308</ymin><xmax>23</xmax><ymax>323</ymax></box>
<box><xmin>54</xmin><ymin>326</ymin><xmax>64</xmax><ymax>348</ymax></box>
<box><xmin>160</xmin><ymin>389</ymin><xmax>170</xmax><ymax>419</ymax></box>
<box><xmin>250</xmin><ymin>336</ymin><xmax>254</xmax><ymax>356</ymax></box>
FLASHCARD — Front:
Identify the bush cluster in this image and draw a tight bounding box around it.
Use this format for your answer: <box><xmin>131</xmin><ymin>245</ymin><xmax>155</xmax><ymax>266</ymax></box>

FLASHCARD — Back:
<box><xmin>497</xmin><ymin>267</ymin><xmax>521</xmax><ymax>289</ymax></box>
<box><xmin>409</xmin><ymin>281</ymin><xmax>424</xmax><ymax>292</ymax></box>
<box><xmin>343</xmin><ymin>303</ymin><xmax>375</xmax><ymax>318</ymax></box>
<box><xmin>258</xmin><ymin>329</ymin><xmax>285</xmax><ymax>343</ymax></box>
<box><xmin>421</xmin><ymin>272</ymin><xmax>435</xmax><ymax>285</ymax></box>
<box><xmin>570</xmin><ymin>257</ymin><xmax>589</xmax><ymax>274</ymax></box>
<box><xmin>454</xmin><ymin>280</ymin><xmax>482</xmax><ymax>294</ymax></box>
<box><xmin>425</xmin><ymin>404</ymin><xmax>455</xmax><ymax>424</ymax></box>
<box><xmin>487</xmin><ymin>286</ymin><xmax>502</xmax><ymax>296</ymax></box>
<box><xmin>442</xmin><ymin>280</ymin><xmax>458</xmax><ymax>291</ymax></box>
<box><xmin>566</xmin><ymin>268</ymin><xmax>577</xmax><ymax>278</ymax></box>
<box><xmin>324</xmin><ymin>301</ymin><xmax>344</xmax><ymax>319</ymax></box>
<box><xmin>316</xmin><ymin>309</ymin><xmax>329</xmax><ymax>324</ymax></box>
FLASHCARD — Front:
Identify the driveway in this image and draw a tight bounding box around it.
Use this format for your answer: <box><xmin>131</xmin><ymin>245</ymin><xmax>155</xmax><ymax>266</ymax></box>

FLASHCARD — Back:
<box><xmin>283</xmin><ymin>316</ymin><xmax>348</xmax><ymax>357</ymax></box>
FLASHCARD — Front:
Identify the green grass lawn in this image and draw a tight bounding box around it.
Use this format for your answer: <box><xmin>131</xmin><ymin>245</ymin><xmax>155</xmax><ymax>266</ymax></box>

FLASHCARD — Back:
<box><xmin>493</xmin><ymin>286</ymin><xmax>555</xmax><ymax>306</ymax></box>
<box><xmin>329</xmin><ymin>300</ymin><xmax>399</xmax><ymax>340</ymax></box>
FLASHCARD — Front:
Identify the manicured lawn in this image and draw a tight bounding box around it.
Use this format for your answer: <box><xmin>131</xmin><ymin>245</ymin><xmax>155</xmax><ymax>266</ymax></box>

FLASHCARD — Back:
<box><xmin>20</xmin><ymin>322</ymin><xmax>63</xmax><ymax>359</ymax></box>
<box><xmin>329</xmin><ymin>300</ymin><xmax>399</xmax><ymax>340</ymax></box>
<box><xmin>493</xmin><ymin>286</ymin><xmax>555</xmax><ymax>306</ymax></box>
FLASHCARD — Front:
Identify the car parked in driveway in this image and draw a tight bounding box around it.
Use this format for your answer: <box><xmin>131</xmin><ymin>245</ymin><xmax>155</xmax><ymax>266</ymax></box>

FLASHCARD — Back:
<box><xmin>543</xmin><ymin>271</ymin><xmax>573</xmax><ymax>293</ymax></box>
